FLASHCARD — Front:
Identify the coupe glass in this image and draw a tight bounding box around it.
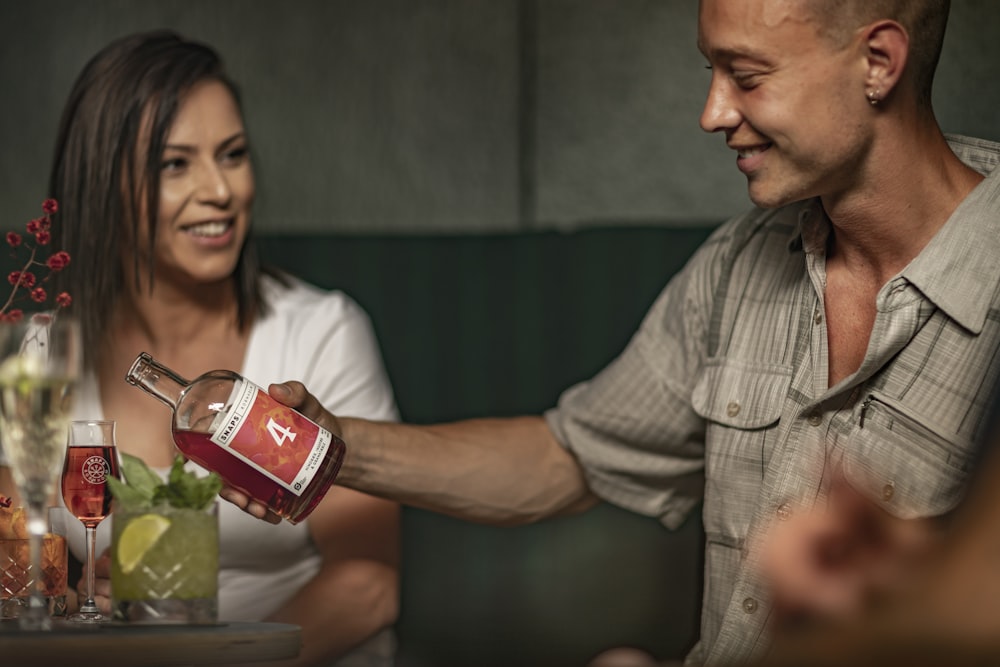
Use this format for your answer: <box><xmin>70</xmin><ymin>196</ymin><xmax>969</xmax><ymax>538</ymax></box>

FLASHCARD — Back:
<box><xmin>0</xmin><ymin>314</ymin><xmax>80</xmax><ymax>629</ymax></box>
<box><xmin>61</xmin><ymin>420</ymin><xmax>119</xmax><ymax>622</ymax></box>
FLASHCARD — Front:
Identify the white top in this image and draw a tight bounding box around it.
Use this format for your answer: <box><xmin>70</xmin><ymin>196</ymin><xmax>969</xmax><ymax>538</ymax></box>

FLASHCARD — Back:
<box><xmin>63</xmin><ymin>275</ymin><xmax>399</xmax><ymax>665</ymax></box>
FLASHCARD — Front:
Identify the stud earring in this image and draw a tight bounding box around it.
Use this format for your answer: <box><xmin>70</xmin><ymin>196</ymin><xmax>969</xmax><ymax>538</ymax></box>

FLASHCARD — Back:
<box><xmin>867</xmin><ymin>89</ymin><xmax>881</xmax><ymax>106</ymax></box>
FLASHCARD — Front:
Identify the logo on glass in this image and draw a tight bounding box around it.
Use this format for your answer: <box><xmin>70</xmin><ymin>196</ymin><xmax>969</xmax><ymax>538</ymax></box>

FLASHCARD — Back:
<box><xmin>81</xmin><ymin>456</ymin><xmax>110</xmax><ymax>485</ymax></box>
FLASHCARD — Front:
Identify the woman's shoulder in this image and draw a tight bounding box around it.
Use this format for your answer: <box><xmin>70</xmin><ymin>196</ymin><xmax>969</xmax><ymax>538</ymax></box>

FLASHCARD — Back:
<box><xmin>261</xmin><ymin>273</ymin><xmax>361</xmax><ymax>313</ymax></box>
<box><xmin>246</xmin><ymin>273</ymin><xmax>397</xmax><ymax>420</ymax></box>
<box><xmin>258</xmin><ymin>273</ymin><xmax>371</xmax><ymax>332</ymax></box>
<box><xmin>249</xmin><ymin>273</ymin><xmax>381</xmax><ymax>367</ymax></box>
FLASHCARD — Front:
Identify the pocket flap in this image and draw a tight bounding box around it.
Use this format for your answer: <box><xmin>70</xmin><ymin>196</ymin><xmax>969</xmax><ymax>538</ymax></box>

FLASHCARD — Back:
<box><xmin>692</xmin><ymin>360</ymin><xmax>791</xmax><ymax>429</ymax></box>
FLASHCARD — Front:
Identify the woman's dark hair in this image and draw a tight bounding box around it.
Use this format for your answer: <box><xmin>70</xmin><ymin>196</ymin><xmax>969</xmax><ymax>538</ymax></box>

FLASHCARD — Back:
<box><xmin>48</xmin><ymin>30</ymin><xmax>273</xmax><ymax>369</ymax></box>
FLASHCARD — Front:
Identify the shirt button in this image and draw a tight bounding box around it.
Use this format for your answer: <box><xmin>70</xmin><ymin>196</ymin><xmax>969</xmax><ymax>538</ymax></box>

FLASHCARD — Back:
<box><xmin>775</xmin><ymin>503</ymin><xmax>792</xmax><ymax>521</ymax></box>
<box><xmin>807</xmin><ymin>412</ymin><xmax>822</xmax><ymax>426</ymax></box>
<box><xmin>882</xmin><ymin>482</ymin><xmax>895</xmax><ymax>502</ymax></box>
<box><xmin>813</xmin><ymin>309</ymin><xmax>823</xmax><ymax>325</ymax></box>
<box><xmin>742</xmin><ymin>597</ymin><xmax>758</xmax><ymax>614</ymax></box>
<box><xmin>727</xmin><ymin>401</ymin><xmax>741</xmax><ymax>417</ymax></box>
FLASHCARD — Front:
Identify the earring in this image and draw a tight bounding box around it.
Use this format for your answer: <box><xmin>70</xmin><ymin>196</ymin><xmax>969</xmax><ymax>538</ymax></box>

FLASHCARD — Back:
<box><xmin>867</xmin><ymin>89</ymin><xmax>881</xmax><ymax>106</ymax></box>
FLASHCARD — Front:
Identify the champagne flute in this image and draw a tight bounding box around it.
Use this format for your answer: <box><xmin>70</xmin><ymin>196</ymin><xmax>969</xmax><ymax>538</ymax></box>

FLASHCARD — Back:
<box><xmin>0</xmin><ymin>314</ymin><xmax>80</xmax><ymax>629</ymax></box>
<box><xmin>61</xmin><ymin>420</ymin><xmax>119</xmax><ymax>622</ymax></box>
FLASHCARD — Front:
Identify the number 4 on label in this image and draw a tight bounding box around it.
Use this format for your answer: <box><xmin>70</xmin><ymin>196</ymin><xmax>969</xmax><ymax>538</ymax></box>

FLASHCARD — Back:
<box><xmin>267</xmin><ymin>418</ymin><xmax>297</xmax><ymax>447</ymax></box>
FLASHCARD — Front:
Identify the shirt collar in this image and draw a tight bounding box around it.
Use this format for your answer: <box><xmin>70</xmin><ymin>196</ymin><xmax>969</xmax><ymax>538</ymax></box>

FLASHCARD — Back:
<box><xmin>788</xmin><ymin>135</ymin><xmax>1000</xmax><ymax>334</ymax></box>
<box><xmin>903</xmin><ymin>160</ymin><xmax>1000</xmax><ymax>334</ymax></box>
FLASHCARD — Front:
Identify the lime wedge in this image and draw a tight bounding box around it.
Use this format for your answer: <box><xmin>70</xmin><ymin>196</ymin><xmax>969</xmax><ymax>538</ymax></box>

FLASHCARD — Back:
<box><xmin>117</xmin><ymin>514</ymin><xmax>171</xmax><ymax>574</ymax></box>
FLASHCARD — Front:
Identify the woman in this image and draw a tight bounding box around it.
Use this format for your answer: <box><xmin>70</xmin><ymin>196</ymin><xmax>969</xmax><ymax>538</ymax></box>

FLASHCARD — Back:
<box><xmin>49</xmin><ymin>30</ymin><xmax>400</xmax><ymax>666</ymax></box>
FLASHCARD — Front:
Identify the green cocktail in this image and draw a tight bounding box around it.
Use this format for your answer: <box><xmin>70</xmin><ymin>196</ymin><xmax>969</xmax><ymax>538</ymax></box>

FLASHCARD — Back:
<box><xmin>111</xmin><ymin>503</ymin><xmax>219</xmax><ymax>623</ymax></box>
<box><xmin>107</xmin><ymin>453</ymin><xmax>222</xmax><ymax>624</ymax></box>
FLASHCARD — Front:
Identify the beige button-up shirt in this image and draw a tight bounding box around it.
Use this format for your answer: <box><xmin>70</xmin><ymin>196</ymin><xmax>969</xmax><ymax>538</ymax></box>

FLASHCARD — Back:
<box><xmin>547</xmin><ymin>135</ymin><xmax>1000</xmax><ymax>665</ymax></box>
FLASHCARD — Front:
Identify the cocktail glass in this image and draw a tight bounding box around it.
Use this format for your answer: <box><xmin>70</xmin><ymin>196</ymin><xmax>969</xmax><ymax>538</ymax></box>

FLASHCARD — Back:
<box><xmin>110</xmin><ymin>502</ymin><xmax>219</xmax><ymax>624</ymax></box>
<box><xmin>1</xmin><ymin>506</ymin><xmax>68</xmax><ymax>620</ymax></box>
<box><xmin>61</xmin><ymin>420</ymin><xmax>120</xmax><ymax>622</ymax></box>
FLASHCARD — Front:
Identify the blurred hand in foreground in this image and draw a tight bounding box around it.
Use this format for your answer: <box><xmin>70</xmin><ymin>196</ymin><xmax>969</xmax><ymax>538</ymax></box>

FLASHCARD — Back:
<box><xmin>758</xmin><ymin>474</ymin><xmax>940</xmax><ymax>632</ymax></box>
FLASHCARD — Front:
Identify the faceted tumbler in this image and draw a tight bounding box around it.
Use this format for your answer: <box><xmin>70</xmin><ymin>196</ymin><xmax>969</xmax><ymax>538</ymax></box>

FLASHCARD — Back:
<box><xmin>110</xmin><ymin>502</ymin><xmax>218</xmax><ymax>624</ymax></box>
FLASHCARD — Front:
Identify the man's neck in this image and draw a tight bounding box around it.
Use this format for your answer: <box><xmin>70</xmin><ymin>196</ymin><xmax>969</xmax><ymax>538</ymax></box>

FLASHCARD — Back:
<box><xmin>822</xmin><ymin>123</ymin><xmax>984</xmax><ymax>286</ymax></box>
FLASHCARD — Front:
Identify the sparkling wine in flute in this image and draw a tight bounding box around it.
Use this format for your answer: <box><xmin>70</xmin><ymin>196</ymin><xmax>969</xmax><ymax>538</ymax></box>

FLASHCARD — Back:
<box><xmin>61</xmin><ymin>446</ymin><xmax>119</xmax><ymax>526</ymax></box>
<box><xmin>125</xmin><ymin>352</ymin><xmax>346</xmax><ymax>523</ymax></box>
<box><xmin>0</xmin><ymin>378</ymin><xmax>75</xmax><ymax>504</ymax></box>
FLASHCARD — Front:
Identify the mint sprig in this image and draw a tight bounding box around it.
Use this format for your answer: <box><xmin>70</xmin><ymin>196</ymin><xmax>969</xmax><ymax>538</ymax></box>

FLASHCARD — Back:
<box><xmin>108</xmin><ymin>453</ymin><xmax>222</xmax><ymax>511</ymax></box>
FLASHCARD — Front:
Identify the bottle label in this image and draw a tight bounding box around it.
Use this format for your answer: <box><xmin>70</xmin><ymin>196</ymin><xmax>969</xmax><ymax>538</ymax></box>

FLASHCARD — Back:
<box><xmin>210</xmin><ymin>379</ymin><xmax>332</xmax><ymax>495</ymax></box>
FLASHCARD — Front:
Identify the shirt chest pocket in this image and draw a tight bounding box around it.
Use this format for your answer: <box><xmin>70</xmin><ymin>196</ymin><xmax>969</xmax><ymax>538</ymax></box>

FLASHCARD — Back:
<box><xmin>692</xmin><ymin>360</ymin><xmax>791</xmax><ymax>537</ymax></box>
<box><xmin>843</xmin><ymin>394</ymin><xmax>975</xmax><ymax>520</ymax></box>
<box><xmin>692</xmin><ymin>361</ymin><xmax>791</xmax><ymax>429</ymax></box>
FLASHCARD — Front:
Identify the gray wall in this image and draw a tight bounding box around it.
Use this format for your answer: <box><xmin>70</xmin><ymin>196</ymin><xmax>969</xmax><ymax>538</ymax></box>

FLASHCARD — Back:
<box><xmin>2</xmin><ymin>0</ymin><xmax>998</xmax><ymax>234</ymax></box>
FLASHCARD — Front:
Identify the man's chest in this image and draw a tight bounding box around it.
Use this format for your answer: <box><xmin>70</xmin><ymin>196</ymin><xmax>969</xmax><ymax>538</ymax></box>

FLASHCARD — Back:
<box><xmin>822</xmin><ymin>271</ymin><xmax>880</xmax><ymax>388</ymax></box>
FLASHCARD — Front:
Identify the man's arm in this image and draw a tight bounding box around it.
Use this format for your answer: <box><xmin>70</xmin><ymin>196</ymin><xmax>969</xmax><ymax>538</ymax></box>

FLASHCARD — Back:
<box><xmin>222</xmin><ymin>381</ymin><xmax>600</xmax><ymax>525</ymax></box>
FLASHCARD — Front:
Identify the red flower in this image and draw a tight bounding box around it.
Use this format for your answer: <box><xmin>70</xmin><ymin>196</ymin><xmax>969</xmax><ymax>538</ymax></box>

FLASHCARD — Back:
<box><xmin>55</xmin><ymin>292</ymin><xmax>72</xmax><ymax>308</ymax></box>
<box><xmin>46</xmin><ymin>251</ymin><xmax>71</xmax><ymax>271</ymax></box>
<box><xmin>26</xmin><ymin>218</ymin><xmax>42</xmax><ymax>234</ymax></box>
<box><xmin>4</xmin><ymin>309</ymin><xmax>23</xmax><ymax>323</ymax></box>
<box><xmin>8</xmin><ymin>271</ymin><xmax>36</xmax><ymax>288</ymax></box>
<box><xmin>35</xmin><ymin>230</ymin><xmax>51</xmax><ymax>245</ymax></box>
<box><xmin>30</xmin><ymin>287</ymin><xmax>47</xmax><ymax>303</ymax></box>
<box><xmin>41</xmin><ymin>199</ymin><xmax>58</xmax><ymax>215</ymax></box>
<box><xmin>6</xmin><ymin>232</ymin><xmax>21</xmax><ymax>248</ymax></box>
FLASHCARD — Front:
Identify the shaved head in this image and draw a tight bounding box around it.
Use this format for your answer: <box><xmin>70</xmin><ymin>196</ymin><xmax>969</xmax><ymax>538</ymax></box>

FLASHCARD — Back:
<box><xmin>804</xmin><ymin>0</ymin><xmax>951</xmax><ymax>104</ymax></box>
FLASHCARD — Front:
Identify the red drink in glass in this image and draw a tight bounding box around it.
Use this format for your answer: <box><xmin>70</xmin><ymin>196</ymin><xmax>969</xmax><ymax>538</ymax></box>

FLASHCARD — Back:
<box><xmin>61</xmin><ymin>446</ymin><xmax>119</xmax><ymax>527</ymax></box>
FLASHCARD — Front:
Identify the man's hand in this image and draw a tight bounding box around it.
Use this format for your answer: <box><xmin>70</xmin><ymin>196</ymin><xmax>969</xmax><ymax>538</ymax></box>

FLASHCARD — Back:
<box><xmin>269</xmin><ymin>381</ymin><xmax>344</xmax><ymax>436</ymax></box>
<box><xmin>218</xmin><ymin>486</ymin><xmax>281</xmax><ymax>523</ymax></box>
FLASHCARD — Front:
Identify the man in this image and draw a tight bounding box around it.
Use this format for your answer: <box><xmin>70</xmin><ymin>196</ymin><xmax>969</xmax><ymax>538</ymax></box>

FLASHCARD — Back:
<box><xmin>226</xmin><ymin>0</ymin><xmax>1000</xmax><ymax>664</ymax></box>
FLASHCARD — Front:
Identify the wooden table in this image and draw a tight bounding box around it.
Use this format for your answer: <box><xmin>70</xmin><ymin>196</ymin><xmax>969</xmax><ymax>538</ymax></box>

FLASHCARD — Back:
<box><xmin>0</xmin><ymin>620</ymin><xmax>301</xmax><ymax>666</ymax></box>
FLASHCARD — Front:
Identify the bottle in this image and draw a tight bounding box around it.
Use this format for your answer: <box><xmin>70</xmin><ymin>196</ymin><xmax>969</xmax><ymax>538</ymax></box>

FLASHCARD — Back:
<box><xmin>125</xmin><ymin>352</ymin><xmax>345</xmax><ymax>524</ymax></box>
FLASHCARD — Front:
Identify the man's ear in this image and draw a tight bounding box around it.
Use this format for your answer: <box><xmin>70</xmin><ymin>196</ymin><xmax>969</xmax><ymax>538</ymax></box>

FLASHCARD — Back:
<box><xmin>861</xmin><ymin>19</ymin><xmax>909</xmax><ymax>103</ymax></box>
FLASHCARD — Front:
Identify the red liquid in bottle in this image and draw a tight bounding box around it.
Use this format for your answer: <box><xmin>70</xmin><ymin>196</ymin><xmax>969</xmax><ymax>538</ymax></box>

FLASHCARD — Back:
<box><xmin>173</xmin><ymin>430</ymin><xmax>343</xmax><ymax>523</ymax></box>
<box><xmin>61</xmin><ymin>445</ymin><xmax>119</xmax><ymax>526</ymax></box>
<box><xmin>126</xmin><ymin>353</ymin><xmax>347</xmax><ymax>523</ymax></box>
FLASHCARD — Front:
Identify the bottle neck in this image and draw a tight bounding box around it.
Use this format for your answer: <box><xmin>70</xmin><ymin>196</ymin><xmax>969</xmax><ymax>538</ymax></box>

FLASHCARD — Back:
<box><xmin>125</xmin><ymin>352</ymin><xmax>189</xmax><ymax>410</ymax></box>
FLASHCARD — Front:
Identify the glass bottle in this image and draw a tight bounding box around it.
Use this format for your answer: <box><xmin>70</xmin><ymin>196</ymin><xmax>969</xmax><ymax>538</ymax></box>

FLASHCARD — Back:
<box><xmin>125</xmin><ymin>352</ymin><xmax>345</xmax><ymax>523</ymax></box>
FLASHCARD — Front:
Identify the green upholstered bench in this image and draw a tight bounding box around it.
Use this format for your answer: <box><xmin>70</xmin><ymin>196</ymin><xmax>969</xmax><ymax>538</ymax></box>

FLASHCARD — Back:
<box><xmin>260</xmin><ymin>226</ymin><xmax>714</xmax><ymax>667</ymax></box>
